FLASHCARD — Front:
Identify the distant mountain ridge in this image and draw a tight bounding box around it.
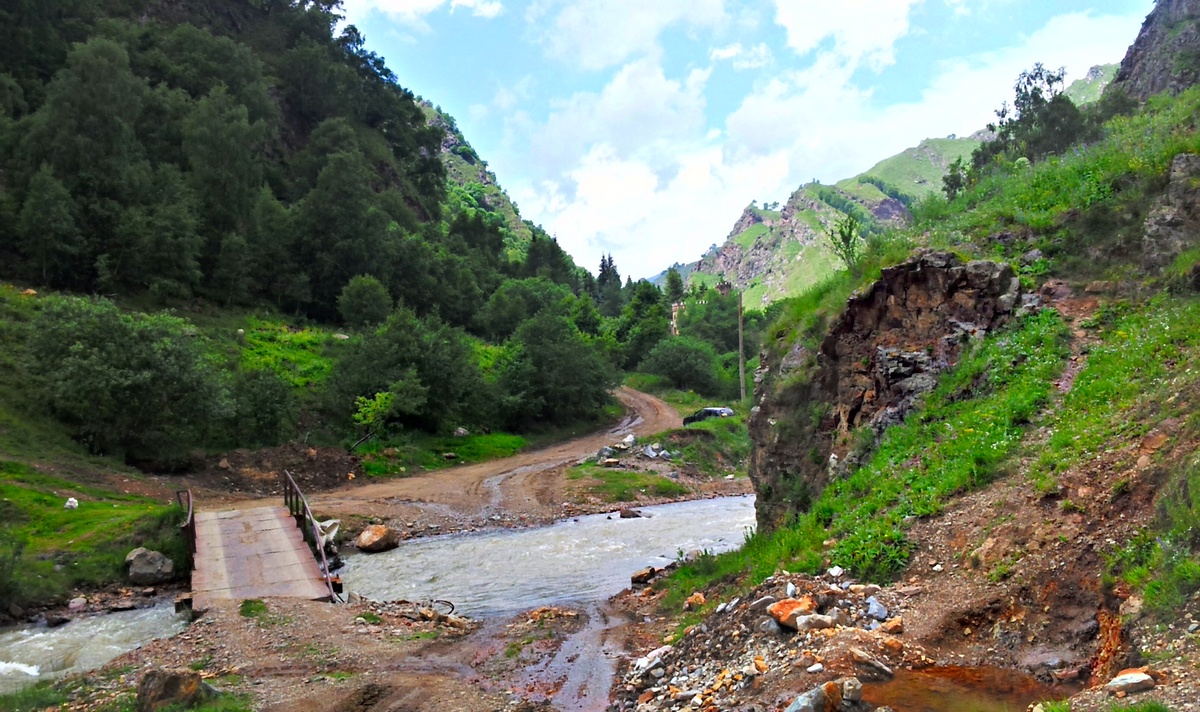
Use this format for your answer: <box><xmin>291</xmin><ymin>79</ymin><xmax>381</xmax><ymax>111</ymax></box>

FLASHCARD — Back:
<box><xmin>664</xmin><ymin>63</ymin><xmax>1119</xmax><ymax>306</ymax></box>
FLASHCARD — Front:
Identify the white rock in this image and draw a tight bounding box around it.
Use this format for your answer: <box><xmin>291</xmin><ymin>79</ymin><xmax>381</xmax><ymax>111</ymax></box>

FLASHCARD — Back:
<box><xmin>827</xmin><ymin>565</ymin><xmax>845</xmax><ymax>578</ymax></box>
<box><xmin>64</xmin><ymin>498</ymin><xmax>78</xmax><ymax>510</ymax></box>
<box><xmin>1106</xmin><ymin>672</ymin><xmax>1155</xmax><ymax>694</ymax></box>
<box><xmin>806</xmin><ymin>663</ymin><xmax>824</xmax><ymax>673</ymax></box>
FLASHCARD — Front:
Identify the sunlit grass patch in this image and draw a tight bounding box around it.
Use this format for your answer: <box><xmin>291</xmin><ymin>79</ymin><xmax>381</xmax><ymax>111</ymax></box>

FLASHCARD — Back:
<box><xmin>567</xmin><ymin>463</ymin><xmax>689</xmax><ymax>502</ymax></box>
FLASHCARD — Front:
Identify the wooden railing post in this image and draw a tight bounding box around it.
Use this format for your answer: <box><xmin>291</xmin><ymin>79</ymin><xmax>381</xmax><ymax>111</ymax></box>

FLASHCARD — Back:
<box><xmin>175</xmin><ymin>489</ymin><xmax>196</xmax><ymax>555</ymax></box>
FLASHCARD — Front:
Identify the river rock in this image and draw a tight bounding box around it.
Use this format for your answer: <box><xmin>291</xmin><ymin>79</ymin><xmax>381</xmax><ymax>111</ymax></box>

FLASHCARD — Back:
<box><xmin>354</xmin><ymin>525</ymin><xmax>400</xmax><ymax>553</ymax></box>
<box><xmin>842</xmin><ymin>677</ymin><xmax>863</xmax><ymax>703</ymax></box>
<box><xmin>68</xmin><ymin>596</ymin><xmax>87</xmax><ymax>612</ymax></box>
<box><xmin>619</xmin><ymin>508</ymin><xmax>644</xmax><ymax>519</ymax></box>
<box><xmin>631</xmin><ymin>566</ymin><xmax>656</xmax><ymax>585</ymax></box>
<box><xmin>622</xmin><ymin>434</ymin><xmax>636</xmax><ymax>448</ymax></box>
<box><xmin>126</xmin><ymin>548</ymin><xmax>174</xmax><ymax>585</ymax></box>
<box><xmin>1106</xmin><ymin>670</ymin><xmax>1156</xmax><ymax>694</ymax></box>
<box><xmin>453</xmin><ymin>427</ymin><xmax>470</xmax><ymax>438</ymax></box>
<box><xmin>136</xmin><ymin>668</ymin><xmax>218</xmax><ymax>711</ymax></box>
<box><xmin>866</xmin><ymin>596</ymin><xmax>888</xmax><ymax>621</ymax></box>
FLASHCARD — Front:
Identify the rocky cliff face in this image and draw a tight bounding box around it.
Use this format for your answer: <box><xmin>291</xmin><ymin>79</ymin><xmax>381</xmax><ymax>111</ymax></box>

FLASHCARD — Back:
<box><xmin>749</xmin><ymin>252</ymin><xmax>1026</xmax><ymax>531</ymax></box>
<box><xmin>1112</xmin><ymin>0</ymin><xmax>1200</xmax><ymax>101</ymax></box>
<box><xmin>1142</xmin><ymin>153</ymin><xmax>1200</xmax><ymax>272</ymax></box>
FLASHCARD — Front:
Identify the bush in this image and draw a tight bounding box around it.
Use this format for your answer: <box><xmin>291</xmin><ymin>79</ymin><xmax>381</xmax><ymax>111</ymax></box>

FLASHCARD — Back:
<box><xmin>226</xmin><ymin>369</ymin><xmax>296</xmax><ymax>447</ymax></box>
<box><xmin>25</xmin><ymin>297</ymin><xmax>226</xmax><ymax>467</ymax></box>
<box><xmin>337</xmin><ymin>274</ymin><xmax>392</xmax><ymax>330</ymax></box>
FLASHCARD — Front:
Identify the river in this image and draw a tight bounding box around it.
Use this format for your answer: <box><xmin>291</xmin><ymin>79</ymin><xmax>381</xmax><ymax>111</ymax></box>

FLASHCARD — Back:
<box><xmin>0</xmin><ymin>605</ymin><xmax>187</xmax><ymax>694</ymax></box>
<box><xmin>338</xmin><ymin>495</ymin><xmax>757</xmax><ymax>616</ymax></box>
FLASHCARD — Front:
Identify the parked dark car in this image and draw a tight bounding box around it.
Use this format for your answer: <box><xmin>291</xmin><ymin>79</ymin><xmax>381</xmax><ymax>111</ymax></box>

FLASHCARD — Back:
<box><xmin>683</xmin><ymin>407</ymin><xmax>735</xmax><ymax>426</ymax></box>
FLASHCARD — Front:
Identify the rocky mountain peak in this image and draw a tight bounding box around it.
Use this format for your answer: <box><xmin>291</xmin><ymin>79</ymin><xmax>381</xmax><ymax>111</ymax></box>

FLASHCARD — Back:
<box><xmin>1112</xmin><ymin>0</ymin><xmax>1200</xmax><ymax>100</ymax></box>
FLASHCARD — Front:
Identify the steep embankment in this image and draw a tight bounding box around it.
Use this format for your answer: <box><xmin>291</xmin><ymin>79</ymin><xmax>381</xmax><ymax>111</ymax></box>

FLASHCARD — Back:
<box><xmin>749</xmin><ymin>251</ymin><xmax>1026</xmax><ymax>532</ymax></box>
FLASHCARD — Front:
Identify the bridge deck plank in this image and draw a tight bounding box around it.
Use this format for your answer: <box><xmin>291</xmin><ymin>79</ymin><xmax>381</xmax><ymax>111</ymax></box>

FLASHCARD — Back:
<box><xmin>191</xmin><ymin>505</ymin><xmax>329</xmax><ymax>611</ymax></box>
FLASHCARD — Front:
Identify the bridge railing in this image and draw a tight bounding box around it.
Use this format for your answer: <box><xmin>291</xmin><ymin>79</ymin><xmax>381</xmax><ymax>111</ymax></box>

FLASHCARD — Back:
<box><xmin>176</xmin><ymin>489</ymin><xmax>196</xmax><ymax>555</ymax></box>
<box><xmin>282</xmin><ymin>469</ymin><xmax>339</xmax><ymax>602</ymax></box>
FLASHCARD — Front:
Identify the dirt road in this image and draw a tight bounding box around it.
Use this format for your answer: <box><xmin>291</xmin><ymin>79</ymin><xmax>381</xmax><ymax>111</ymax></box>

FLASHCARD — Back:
<box><xmin>208</xmin><ymin>387</ymin><xmax>683</xmax><ymax>530</ymax></box>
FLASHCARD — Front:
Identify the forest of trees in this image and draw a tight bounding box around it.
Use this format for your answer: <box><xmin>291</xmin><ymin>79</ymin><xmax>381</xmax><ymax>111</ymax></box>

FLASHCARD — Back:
<box><xmin>0</xmin><ymin>0</ymin><xmax>754</xmax><ymax>467</ymax></box>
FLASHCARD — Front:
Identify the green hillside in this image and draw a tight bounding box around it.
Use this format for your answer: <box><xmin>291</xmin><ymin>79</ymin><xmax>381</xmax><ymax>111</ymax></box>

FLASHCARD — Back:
<box><xmin>682</xmin><ymin>58</ymin><xmax>1126</xmax><ymax>308</ymax></box>
<box><xmin>1064</xmin><ymin>63</ymin><xmax>1119</xmax><ymax>105</ymax></box>
<box><xmin>423</xmin><ymin>103</ymin><xmax>539</xmax><ymax>260</ymax></box>
<box><xmin>848</xmin><ymin>136</ymin><xmax>981</xmax><ymax>198</ymax></box>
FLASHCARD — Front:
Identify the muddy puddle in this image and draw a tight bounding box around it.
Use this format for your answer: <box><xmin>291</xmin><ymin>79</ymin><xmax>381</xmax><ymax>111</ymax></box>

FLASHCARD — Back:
<box><xmin>861</xmin><ymin>666</ymin><xmax>1077</xmax><ymax>712</ymax></box>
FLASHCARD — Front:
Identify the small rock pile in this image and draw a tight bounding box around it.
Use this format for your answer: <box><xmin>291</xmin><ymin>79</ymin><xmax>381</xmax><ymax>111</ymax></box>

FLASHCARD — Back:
<box><xmin>612</xmin><ymin>569</ymin><xmax>931</xmax><ymax>711</ymax></box>
<box><xmin>346</xmin><ymin>594</ymin><xmax>477</xmax><ymax>635</ymax></box>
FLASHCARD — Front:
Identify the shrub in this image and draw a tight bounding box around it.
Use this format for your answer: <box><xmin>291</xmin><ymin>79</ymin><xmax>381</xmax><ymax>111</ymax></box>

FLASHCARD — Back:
<box><xmin>337</xmin><ymin>274</ymin><xmax>392</xmax><ymax>330</ymax></box>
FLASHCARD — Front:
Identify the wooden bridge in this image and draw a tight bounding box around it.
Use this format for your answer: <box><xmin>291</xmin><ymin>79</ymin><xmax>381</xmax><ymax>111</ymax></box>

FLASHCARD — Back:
<box><xmin>180</xmin><ymin>471</ymin><xmax>338</xmax><ymax>611</ymax></box>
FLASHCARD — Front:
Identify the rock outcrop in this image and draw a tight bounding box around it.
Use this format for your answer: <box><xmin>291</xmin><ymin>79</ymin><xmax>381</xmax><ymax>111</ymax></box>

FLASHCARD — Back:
<box><xmin>1112</xmin><ymin>0</ymin><xmax>1200</xmax><ymax>101</ymax></box>
<box><xmin>749</xmin><ymin>251</ymin><xmax>1024</xmax><ymax>531</ymax></box>
<box><xmin>1142</xmin><ymin>153</ymin><xmax>1200</xmax><ymax>271</ymax></box>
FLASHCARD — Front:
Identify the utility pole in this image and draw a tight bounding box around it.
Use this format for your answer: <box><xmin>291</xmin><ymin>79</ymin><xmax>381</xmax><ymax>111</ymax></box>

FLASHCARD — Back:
<box><xmin>738</xmin><ymin>290</ymin><xmax>746</xmax><ymax>402</ymax></box>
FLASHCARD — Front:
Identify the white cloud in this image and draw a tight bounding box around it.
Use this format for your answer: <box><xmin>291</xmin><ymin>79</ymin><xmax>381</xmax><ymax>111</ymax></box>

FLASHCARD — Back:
<box><xmin>523</xmin><ymin>58</ymin><xmax>711</xmax><ymax>181</ymax></box>
<box><xmin>533</xmin><ymin>0</ymin><xmax>727</xmax><ymax>70</ymax></box>
<box><xmin>514</xmin><ymin>144</ymin><xmax>790</xmax><ymax>276</ymax></box>
<box><xmin>710</xmin><ymin>42</ymin><xmax>774</xmax><ymax>69</ymax></box>
<box><xmin>452</xmin><ymin>0</ymin><xmax>503</xmax><ymax>18</ymax></box>
<box><xmin>340</xmin><ymin>0</ymin><xmax>503</xmax><ymax>28</ymax></box>
<box><xmin>773</xmin><ymin>0</ymin><xmax>924</xmax><ymax>71</ymax></box>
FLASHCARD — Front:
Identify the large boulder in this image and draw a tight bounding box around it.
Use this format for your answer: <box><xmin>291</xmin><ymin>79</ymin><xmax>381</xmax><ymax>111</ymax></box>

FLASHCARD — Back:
<box><xmin>354</xmin><ymin>524</ymin><xmax>399</xmax><ymax>553</ymax></box>
<box><xmin>125</xmin><ymin>548</ymin><xmax>174</xmax><ymax>585</ymax></box>
<box><xmin>136</xmin><ymin>668</ymin><xmax>218</xmax><ymax>711</ymax></box>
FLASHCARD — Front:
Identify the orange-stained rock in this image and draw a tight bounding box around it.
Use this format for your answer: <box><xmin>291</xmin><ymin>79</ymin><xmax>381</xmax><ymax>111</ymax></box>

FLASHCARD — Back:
<box><xmin>881</xmin><ymin>616</ymin><xmax>904</xmax><ymax>634</ymax></box>
<box><xmin>767</xmin><ymin>597</ymin><xmax>818</xmax><ymax>629</ymax></box>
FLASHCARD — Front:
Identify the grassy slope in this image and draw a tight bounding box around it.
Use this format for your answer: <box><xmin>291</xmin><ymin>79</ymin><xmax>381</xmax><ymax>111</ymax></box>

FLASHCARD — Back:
<box><xmin>662</xmin><ymin>87</ymin><xmax>1200</xmax><ymax>609</ymax></box>
<box><xmin>851</xmin><ymin>137</ymin><xmax>981</xmax><ymax>197</ymax></box>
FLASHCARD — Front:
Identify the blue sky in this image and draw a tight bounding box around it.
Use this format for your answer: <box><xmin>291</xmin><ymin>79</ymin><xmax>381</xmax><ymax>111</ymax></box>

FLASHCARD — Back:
<box><xmin>339</xmin><ymin>0</ymin><xmax>1154</xmax><ymax>278</ymax></box>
